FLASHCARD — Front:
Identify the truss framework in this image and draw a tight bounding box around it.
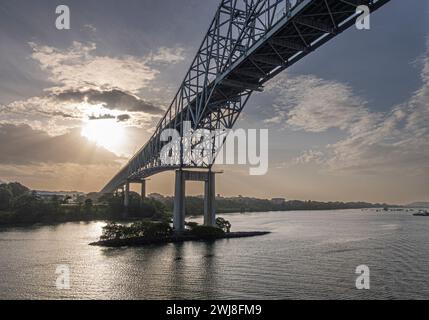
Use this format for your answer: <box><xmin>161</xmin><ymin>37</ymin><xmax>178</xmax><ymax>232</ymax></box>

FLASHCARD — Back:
<box><xmin>101</xmin><ymin>0</ymin><xmax>391</xmax><ymax>193</ymax></box>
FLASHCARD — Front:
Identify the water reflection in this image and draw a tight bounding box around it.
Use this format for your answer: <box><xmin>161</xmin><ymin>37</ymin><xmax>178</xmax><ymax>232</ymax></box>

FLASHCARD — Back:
<box><xmin>0</xmin><ymin>210</ymin><xmax>428</xmax><ymax>299</ymax></box>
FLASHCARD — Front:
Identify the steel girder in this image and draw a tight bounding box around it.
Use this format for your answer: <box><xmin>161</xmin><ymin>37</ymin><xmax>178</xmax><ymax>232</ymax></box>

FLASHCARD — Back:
<box><xmin>100</xmin><ymin>0</ymin><xmax>391</xmax><ymax>193</ymax></box>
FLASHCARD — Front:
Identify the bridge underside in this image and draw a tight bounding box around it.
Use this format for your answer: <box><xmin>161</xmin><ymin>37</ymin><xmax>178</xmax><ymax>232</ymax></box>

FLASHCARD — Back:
<box><xmin>100</xmin><ymin>0</ymin><xmax>391</xmax><ymax>231</ymax></box>
<box><xmin>101</xmin><ymin>0</ymin><xmax>390</xmax><ymax>195</ymax></box>
<box><xmin>120</xmin><ymin>169</ymin><xmax>217</xmax><ymax>232</ymax></box>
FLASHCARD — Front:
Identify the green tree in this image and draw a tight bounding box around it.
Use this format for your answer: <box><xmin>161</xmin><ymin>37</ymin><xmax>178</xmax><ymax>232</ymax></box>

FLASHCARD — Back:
<box><xmin>11</xmin><ymin>193</ymin><xmax>46</xmax><ymax>222</ymax></box>
<box><xmin>51</xmin><ymin>194</ymin><xmax>61</xmax><ymax>208</ymax></box>
<box><xmin>84</xmin><ymin>198</ymin><xmax>93</xmax><ymax>213</ymax></box>
<box><xmin>185</xmin><ymin>221</ymin><xmax>199</xmax><ymax>231</ymax></box>
<box><xmin>100</xmin><ymin>221</ymin><xmax>173</xmax><ymax>241</ymax></box>
<box><xmin>101</xmin><ymin>223</ymin><xmax>128</xmax><ymax>240</ymax></box>
<box><xmin>0</xmin><ymin>186</ymin><xmax>13</xmax><ymax>211</ymax></box>
<box><xmin>7</xmin><ymin>182</ymin><xmax>29</xmax><ymax>198</ymax></box>
<box><xmin>216</xmin><ymin>217</ymin><xmax>231</xmax><ymax>233</ymax></box>
<box><xmin>62</xmin><ymin>196</ymin><xmax>72</xmax><ymax>204</ymax></box>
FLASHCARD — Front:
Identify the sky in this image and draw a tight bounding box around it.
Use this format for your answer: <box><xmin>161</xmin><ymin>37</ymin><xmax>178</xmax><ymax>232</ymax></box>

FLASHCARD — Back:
<box><xmin>0</xmin><ymin>0</ymin><xmax>428</xmax><ymax>204</ymax></box>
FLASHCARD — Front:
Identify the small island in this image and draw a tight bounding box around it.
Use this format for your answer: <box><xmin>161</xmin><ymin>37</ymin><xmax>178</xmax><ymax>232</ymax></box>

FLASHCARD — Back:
<box><xmin>90</xmin><ymin>218</ymin><xmax>270</xmax><ymax>247</ymax></box>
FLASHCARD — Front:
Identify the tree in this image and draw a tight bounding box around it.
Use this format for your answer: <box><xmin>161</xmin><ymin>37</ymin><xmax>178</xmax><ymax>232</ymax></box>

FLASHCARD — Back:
<box><xmin>51</xmin><ymin>194</ymin><xmax>61</xmax><ymax>208</ymax></box>
<box><xmin>101</xmin><ymin>223</ymin><xmax>128</xmax><ymax>240</ymax></box>
<box><xmin>0</xmin><ymin>186</ymin><xmax>13</xmax><ymax>211</ymax></box>
<box><xmin>62</xmin><ymin>196</ymin><xmax>72</xmax><ymax>204</ymax></box>
<box><xmin>7</xmin><ymin>182</ymin><xmax>29</xmax><ymax>198</ymax></box>
<box><xmin>185</xmin><ymin>221</ymin><xmax>199</xmax><ymax>231</ymax></box>
<box><xmin>100</xmin><ymin>221</ymin><xmax>173</xmax><ymax>241</ymax></box>
<box><xmin>84</xmin><ymin>198</ymin><xmax>93</xmax><ymax>213</ymax></box>
<box><xmin>216</xmin><ymin>217</ymin><xmax>231</xmax><ymax>233</ymax></box>
<box><xmin>11</xmin><ymin>193</ymin><xmax>46</xmax><ymax>222</ymax></box>
<box><xmin>0</xmin><ymin>182</ymin><xmax>30</xmax><ymax>212</ymax></box>
<box><xmin>136</xmin><ymin>221</ymin><xmax>172</xmax><ymax>239</ymax></box>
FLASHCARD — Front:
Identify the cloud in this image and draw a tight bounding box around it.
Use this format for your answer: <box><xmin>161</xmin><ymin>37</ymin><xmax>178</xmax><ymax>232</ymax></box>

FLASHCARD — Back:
<box><xmin>116</xmin><ymin>114</ymin><xmax>131</xmax><ymax>122</ymax></box>
<box><xmin>1</xmin><ymin>92</ymin><xmax>161</xmax><ymax>136</ymax></box>
<box><xmin>266</xmin><ymin>42</ymin><xmax>429</xmax><ymax>177</ymax></box>
<box><xmin>53</xmin><ymin>88</ymin><xmax>163</xmax><ymax>114</ymax></box>
<box><xmin>294</xmin><ymin>150</ymin><xmax>325</xmax><ymax>165</ymax></box>
<box><xmin>324</xmin><ymin>46</ymin><xmax>429</xmax><ymax>176</ymax></box>
<box><xmin>1</xmin><ymin>41</ymin><xmax>187</xmax><ymax>139</ymax></box>
<box><xmin>82</xmin><ymin>24</ymin><xmax>97</xmax><ymax>33</ymax></box>
<box><xmin>30</xmin><ymin>41</ymin><xmax>158</xmax><ymax>93</ymax></box>
<box><xmin>1</xmin><ymin>40</ymin><xmax>183</xmax><ymax>140</ymax></box>
<box><xmin>0</xmin><ymin>123</ymin><xmax>123</xmax><ymax>165</ymax></box>
<box><xmin>88</xmin><ymin>114</ymin><xmax>116</xmax><ymax>121</ymax></box>
<box><xmin>0</xmin><ymin>162</ymin><xmax>121</xmax><ymax>193</ymax></box>
<box><xmin>149</xmin><ymin>47</ymin><xmax>186</xmax><ymax>64</ymax></box>
<box><xmin>265</xmin><ymin>74</ymin><xmax>378</xmax><ymax>133</ymax></box>
<box><xmin>87</xmin><ymin>113</ymin><xmax>131</xmax><ymax>122</ymax></box>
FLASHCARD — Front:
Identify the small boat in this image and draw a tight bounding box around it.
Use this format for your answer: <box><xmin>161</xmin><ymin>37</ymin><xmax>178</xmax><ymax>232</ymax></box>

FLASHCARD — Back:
<box><xmin>413</xmin><ymin>210</ymin><xmax>429</xmax><ymax>217</ymax></box>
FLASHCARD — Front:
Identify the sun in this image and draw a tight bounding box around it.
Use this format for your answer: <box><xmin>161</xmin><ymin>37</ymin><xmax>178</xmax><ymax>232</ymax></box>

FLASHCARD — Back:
<box><xmin>81</xmin><ymin>119</ymin><xmax>125</xmax><ymax>153</ymax></box>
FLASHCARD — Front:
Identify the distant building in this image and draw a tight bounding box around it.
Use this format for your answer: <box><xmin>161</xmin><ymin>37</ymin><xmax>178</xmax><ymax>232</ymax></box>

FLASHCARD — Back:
<box><xmin>34</xmin><ymin>191</ymin><xmax>85</xmax><ymax>204</ymax></box>
<box><xmin>271</xmin><ymin>198</ymin><xmax>286</xmax><ymax>205</ymax></box>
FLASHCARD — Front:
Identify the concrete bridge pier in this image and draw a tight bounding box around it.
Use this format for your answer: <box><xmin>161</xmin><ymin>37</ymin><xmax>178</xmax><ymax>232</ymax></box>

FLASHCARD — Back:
<box><xmin>173</xmin><ymin>170</ymin><xmax>186</xmax><ymax>232</ymax></box>
<box><xmin>204</xmin><ymin>172</ymin><xmax>216</xmax><ymax>227</ymax></box>
<box><xmin>173</xmin><ymin>170</ymin><xmax>218</xmax><ymax>233</ymax></box>
<box><xmin>122</xmin><ymin>179</ymin><xmax>147</xmax><ymax>214</ymax></box>
<box><xmin>140</xmin><ymin>180</ymin><xmax>146</xmax><ymax>208</ymax></box>
<box><xmin>123</xmin><ymin>181</ymin><xmax>130</xmax><ymax>217</ymax></box>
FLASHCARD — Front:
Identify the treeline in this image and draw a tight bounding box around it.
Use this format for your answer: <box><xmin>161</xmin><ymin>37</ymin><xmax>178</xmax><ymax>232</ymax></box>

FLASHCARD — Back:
<box><xmin>0</xmin><ymin>182</ymin><xmax>169</xmax><ymax>226</ymax></box>
<box><xmin>99</xmin><ymin>218</ymin><xmax>231</xmax><ymax>242</ymax></box>
<box><xmin>159</xmin><ymin>196</ymin><xmax>391</xmax><ymax>216</ymax></box>
<box><xmin>0</xmin><ymin>181</ymin><xmax>394</xmax><ymax>226</ymax></box>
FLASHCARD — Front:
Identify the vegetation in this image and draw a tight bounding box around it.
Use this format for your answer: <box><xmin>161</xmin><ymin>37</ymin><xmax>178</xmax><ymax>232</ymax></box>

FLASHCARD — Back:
<box><xmin>97</xmin><ymin>192</ymin><xmax>170</xmax><ymax>221</ymax></box>
<box><xmin>216</xmin><ymin>217</ymin><xmax>231</xmax><ymax>233</ymax></box>
<box><xmin>160</xmin><ymin>195</ymin><xmax>393</xmax><ymax>216</ymax></box>
<box><xmin>185</xmin><ymin>221</ymin><xmax>199</xmax><ymax>230</ymax></box>
<box><xmin>0</xmin><ymin>180</ymin><xmax>397</xmax><ymax>228</ymax></box>
<box><xmin>98</xmin><ymin>218</ymin><xmax>230</xmax><ymax>242</ymax></box>
<box><xmin>100</xmin><ymin>221</ymin><xmax>173</xmax><ymax>241</ymax></box>
<box><xmin>0</xmin><ymin>182</ymin><xmax>170</xmax><ymax>226</ymax></box>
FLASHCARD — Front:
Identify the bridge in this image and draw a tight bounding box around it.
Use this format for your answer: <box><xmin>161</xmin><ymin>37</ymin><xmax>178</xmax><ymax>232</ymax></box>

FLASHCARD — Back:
<box><xmin>100</xmin><ymin>0</ymin><xmax>391</xmax><ymax>231</ymax></box>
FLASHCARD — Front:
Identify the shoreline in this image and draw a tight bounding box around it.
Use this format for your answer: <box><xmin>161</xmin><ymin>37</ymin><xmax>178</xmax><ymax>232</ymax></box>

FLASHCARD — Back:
<box><xmin>89</xmin><ymin>231</ymin><xmax>271</xmax><ymax>247</ymax></box>
<box><xmin>0</xmin><ymin>207</ymin><xmax>415</xmax><ymax>229</ymax></box>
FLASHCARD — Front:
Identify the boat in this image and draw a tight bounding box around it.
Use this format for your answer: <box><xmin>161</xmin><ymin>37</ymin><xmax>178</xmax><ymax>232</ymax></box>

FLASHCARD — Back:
<box><xmin>413</xmin><ymin>210</ymin><xmax>429</xmax><ymax>217</ymax></box>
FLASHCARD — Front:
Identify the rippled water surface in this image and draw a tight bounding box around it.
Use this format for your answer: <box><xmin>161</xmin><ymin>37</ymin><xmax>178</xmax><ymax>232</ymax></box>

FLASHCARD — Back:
<box><xmin>0</xmin><ymin>209</ymin><xmax>428</xmax><ymax>299</ymax></box>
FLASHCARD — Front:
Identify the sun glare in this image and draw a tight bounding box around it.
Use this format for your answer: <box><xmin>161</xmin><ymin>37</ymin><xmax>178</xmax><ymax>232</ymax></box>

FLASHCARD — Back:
<box><xmin>81</xmin><ymin>119</ymin><xmax>125</xmax><ymax>153</ymax></box>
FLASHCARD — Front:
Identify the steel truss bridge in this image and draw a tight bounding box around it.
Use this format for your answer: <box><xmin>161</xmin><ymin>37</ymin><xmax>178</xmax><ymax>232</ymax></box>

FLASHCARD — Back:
<box><xmin>101</xmin><ymin>0</ymin><xmax>391</xmax><ymax>194</ymax></box>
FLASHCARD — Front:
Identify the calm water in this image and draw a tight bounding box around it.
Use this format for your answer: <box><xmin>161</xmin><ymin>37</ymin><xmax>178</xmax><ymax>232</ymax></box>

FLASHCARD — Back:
<box><xmin>0</xmin><ymin>209</ymin><xmax>428</xmax><ymax>300</ymax></box>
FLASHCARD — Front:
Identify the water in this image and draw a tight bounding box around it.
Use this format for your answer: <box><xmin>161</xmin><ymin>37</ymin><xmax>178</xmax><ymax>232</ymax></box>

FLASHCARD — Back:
<box><xmin>0</xmin><ymin>209</ymin><xmax>428</xmax><ymax>300</ymax></box>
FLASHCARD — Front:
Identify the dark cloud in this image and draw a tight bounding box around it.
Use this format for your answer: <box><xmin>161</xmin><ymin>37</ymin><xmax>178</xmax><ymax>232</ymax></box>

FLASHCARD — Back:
<box><xmin>39</xmin><ymin>110</ymin><xmax>78</xmax><ymax>119</ymax></box>
<box><xmin>87</xmin><ymin>113</ymin><xmax>131</xmax><ymax>122</ymax></box>
<box><xmin>0</xmin><ymin>124</ymin><xmax>122</xmax><ymax>165</ymax></box>
<box><xmin>116</xmin><ymin>114</ymin><xmax>131</xmax><ymax>122</ymax></box>
<box><xmin>54</xmin><ymin>88</ymin><xmax>163</xmax><ymax>114</ymax></box>
<box><xmin>88</xmin><ymin>114</ymin><xmax>116</xmax><ymax>121</ymax></box>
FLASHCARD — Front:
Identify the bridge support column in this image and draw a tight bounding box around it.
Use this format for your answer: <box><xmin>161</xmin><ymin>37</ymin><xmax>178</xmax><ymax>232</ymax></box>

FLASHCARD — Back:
<box><xmin>140</xmin><ymin>180</ymin><xmax>146</xmax><ymax>208</ymax></box>
<box><xmin>204</xmin><ymin>172</ymin><xmax>216</xmax><ymax>227</ymax></box>
<box><xmin>124</xmin><ymin>182</ymin><xmax>130</xmax><ymax>217</ymax></box>
<box><xmin>173</xmin><ymin>170</ymin><xmax>186</xmax><ymax>232</ymax></box>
